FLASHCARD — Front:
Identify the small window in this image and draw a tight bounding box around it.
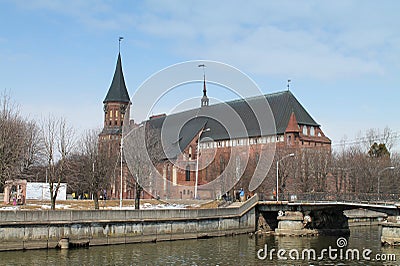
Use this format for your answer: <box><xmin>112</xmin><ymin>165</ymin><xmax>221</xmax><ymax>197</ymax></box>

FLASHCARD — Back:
<box><xmin>302</xmin><ymin>126</ymin><xmax>307</xmax><ymax>135</ymax></box>
<box><xmin>189</xmin><ymin>146</ymin><xmax>192</xmax><ymax>159</ymax></box>
<box><xmin>310</xmin><ymin>127</ymin><xmax>315</xmax><ymax>136</ymax></box>
<box><xmin>183</xmin><ymin>190</ymin><xmax>186</xmax><ymax>195</ymax></box>
<box><xmin>185</xmin><ymin>165</ymin><xmax>190</xmax><ymax>181</ymax></box>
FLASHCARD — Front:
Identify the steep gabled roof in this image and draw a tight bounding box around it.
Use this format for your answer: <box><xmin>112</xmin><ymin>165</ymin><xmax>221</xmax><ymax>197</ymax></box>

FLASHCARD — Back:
<box><xmin>266</xmin><ymin>91</ymin><xmax>319</xmax><ymax>133</ymax></box>
<box><xmin>145</xmin><ymin>90</ymin><xmax>320</xmax><ymax>160</ymax></box>
<box><xmin>103</xmin><ymin>53</ymin><xmax>130</xmax><ymax>103</ymax></box>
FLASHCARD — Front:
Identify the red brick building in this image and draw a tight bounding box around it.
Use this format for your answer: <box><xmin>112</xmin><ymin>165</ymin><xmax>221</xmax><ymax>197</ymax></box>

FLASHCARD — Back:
<box><xmin>146</xmin><ymin>88</ymin><xmax>331</xmax><ymax>199</ymax></box>
<box><xmin>100</xmin><ymin>53</ymin><xmax>331</xmax><ymax>200</ymax></box>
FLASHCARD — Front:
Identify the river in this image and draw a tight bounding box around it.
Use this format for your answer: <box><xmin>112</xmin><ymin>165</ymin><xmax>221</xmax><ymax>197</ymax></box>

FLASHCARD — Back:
<box><xmin>0</xmin><ymin>226</ymin><xmax>399</xmax><ymax>265</ymax></box>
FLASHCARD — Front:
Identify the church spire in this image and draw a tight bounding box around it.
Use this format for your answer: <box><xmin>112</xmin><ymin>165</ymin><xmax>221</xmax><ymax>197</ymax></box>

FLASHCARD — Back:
<box><xmin>101</xmin><ymin>38</ymin><xmax>131</xmax><ymax>130</ymax></box>
<box><xmin>103</xmin><ymin>52</ymin><xmax>130</xmax><ymax>104</ymax></box>
<box><xmin>198</xmin><ymin>64</ymin><xmax>209</xmax><ymax>107</ymax></box>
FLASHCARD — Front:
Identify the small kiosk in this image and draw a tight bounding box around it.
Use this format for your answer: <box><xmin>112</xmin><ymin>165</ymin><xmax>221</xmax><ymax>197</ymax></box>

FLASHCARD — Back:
<box><xmin>3</xmin><ymin>179</ymin><xmax>27</xmax><ymax>205</ymax></box>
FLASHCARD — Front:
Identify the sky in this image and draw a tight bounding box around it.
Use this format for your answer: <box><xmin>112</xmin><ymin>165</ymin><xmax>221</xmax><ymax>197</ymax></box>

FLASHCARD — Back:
<box><xmin>1</xmin><ymin>0</ymin><xmax>400</xmax><ymax>151</ymax></box>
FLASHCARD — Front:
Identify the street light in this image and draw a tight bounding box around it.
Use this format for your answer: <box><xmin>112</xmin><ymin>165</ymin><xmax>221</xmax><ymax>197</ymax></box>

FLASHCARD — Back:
<box><xmin>377</xmin><ymin>166</ymin><xmax>395</xmax><ymax>200</ymax></box>
<box><xmin>276</xmin><ymin>153</ymin><xmax>295</xmax><ymax>201</ymax></box>
<box><xmin>194</xmin><ymin>128</ymin><xmax>210</xmax><ymax>199</ymax></box>
<box><xmin>120</xmin><ymin>125</ymin><xmax>139</xmax><ymax>209</ymax></box>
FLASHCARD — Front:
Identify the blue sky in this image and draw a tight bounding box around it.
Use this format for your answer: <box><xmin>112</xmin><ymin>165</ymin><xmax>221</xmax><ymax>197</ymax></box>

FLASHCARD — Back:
<box><xmin>1</xmin><ymin>0</ymin><xmax>399</xmax><ymax>150</ymax></box>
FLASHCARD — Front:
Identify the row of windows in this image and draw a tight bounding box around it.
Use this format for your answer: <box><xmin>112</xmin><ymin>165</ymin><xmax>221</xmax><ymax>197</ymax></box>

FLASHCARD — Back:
<box><xmin>302</xmin><ymin>125</ymin><xmax>320</xmax><ymax>137</ymax></box>
<box><xmin>99</xmin><ymin>135</ymin><xmax>120</xmax><ymax>140</ymax></box>
<box><xmin>182</xmin><ymin>189</ymin><xmax>192</xmax><ymax>195</ymax></box>
<box><xmin>108</xmin><ymin>109</ymin><xmax>120</xmax><ymax>118</ymax></box>
<box><xmin>107</xmin><ymin>120</ymin><xmax>123</xmax><ymax>126</ymax></box>
<box><xmin>107</xmin><ymin>110</ymin><xmax>124</xmax><ymax>121</ymax></box>
<box><xmin>199</xmin><ymin>135</ymin><xmax>285</xmax><ymax>149</ymax></box>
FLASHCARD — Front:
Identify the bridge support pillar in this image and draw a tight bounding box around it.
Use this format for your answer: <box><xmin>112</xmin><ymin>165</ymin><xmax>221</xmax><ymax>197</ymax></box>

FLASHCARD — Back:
<box><xmin>275</xmin><ymin>211</ymin><xmax>317</xmax><ymax>236</ymax></box>
<box><xmin>382</xmin><ymin>216</ymin><xmax>400</xmax><ymax>246</ymax></box>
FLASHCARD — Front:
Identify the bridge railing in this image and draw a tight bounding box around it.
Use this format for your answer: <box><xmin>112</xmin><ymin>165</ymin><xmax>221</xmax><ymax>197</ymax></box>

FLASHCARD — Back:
<box><xmin>277</xmin><ymin>192</ymin><xmax>400</xmax><ymax>203</ymax></box>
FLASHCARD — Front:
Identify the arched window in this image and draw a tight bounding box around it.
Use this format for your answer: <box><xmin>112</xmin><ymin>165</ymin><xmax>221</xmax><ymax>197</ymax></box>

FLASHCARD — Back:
<box><xmin>287</xmin><ymin>135</ymin><xmax>291</xmax><ymax>146</ymax></box>
<box><xmin>310</xmin><ymin>127</ymin><xmax>315</xmax><ymax>136</ymax></box>
<box><xmin>302</xmin><ymin>126</ymin><xmax>307</xmax><ymax>135</ymax></box>
<box><xmin>185</xmin><ymin>165</ymin><xmax>191</xmax><ymax>181</ymax></box>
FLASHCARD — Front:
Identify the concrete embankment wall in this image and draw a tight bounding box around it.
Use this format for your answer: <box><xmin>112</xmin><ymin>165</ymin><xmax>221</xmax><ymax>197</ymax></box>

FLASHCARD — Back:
<box><xmin>0</xmin><ymin>195</ymin><xmax>258</xmax><ymax>251</ymax></box>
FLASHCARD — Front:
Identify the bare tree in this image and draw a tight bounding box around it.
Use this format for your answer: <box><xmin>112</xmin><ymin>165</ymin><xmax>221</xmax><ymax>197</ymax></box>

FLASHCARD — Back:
<box><xmin>124</xmin><ymin>122</ymin><xmax>165</xmax><ymax>209</ymax></box>
<box><xmin>41</xmin><ymin>116</ymin><xmax>75</xmax><ymax>210</ymax></box>
<box><xmin>74</xmin><ymin>129</ymin><xmax>115</xmax><ymax>209</ymax></box>
<box><xmin>0</xmin><ymin>91</ymin><xmax>43</xmax><ymax>190</ymax></box>
<box><xmin>19</xmin><ymin>121</ymin><xmax>44</xmax><ymax>178</ymax></box>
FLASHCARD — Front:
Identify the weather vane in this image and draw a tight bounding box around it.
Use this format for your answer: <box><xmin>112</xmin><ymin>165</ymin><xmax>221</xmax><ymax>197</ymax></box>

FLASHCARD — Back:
<box><xmin>198</xmin><ymin>64</ymin><xmax>206</xmax><ymax>77</ymax></box>
<box><xmin>287</xmin><ymin>79</ymin><xmax>291</xmax><ymax>91</ymax></box>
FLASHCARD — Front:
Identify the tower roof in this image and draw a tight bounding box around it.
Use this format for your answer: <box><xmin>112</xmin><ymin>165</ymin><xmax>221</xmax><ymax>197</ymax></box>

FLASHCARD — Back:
<box><xmin>103</xmin><ymin>53</ymin><xmax>130</xmax><ymax>104</ymax></box>
<box><xmin>285</xmin><ymin>112</ymin><xmax>300</xmax><ymax>133</ymax></box>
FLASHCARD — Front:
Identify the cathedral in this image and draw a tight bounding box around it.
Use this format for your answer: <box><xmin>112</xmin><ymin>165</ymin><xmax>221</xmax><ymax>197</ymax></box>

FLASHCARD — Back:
<box><xmin>100</xmin><ymin>52</ymin><xmax>331</xmax><ymax>200</ymax></box>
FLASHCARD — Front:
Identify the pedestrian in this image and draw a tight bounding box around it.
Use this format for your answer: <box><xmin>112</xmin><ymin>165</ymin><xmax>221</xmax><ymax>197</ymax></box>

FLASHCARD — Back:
<box><xmin>239</xmin><ymin>188</ymin><xmax>245</xmax><ymax>202</ymax></box>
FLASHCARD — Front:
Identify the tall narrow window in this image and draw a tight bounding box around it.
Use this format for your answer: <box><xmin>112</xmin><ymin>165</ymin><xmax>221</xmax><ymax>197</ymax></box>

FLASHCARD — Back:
<box><xmin>188</xmin><ymin>146</ymin><xmax>192</xmax><ymax>159</ymax></box>
<box><xmin>287</xmin><ymin>135</ymin><xmax>291</xmax><ymax>146</ymax></box>
<box><xmin>310</xmin><ymin>127</ymin><xmax>315</xmax><ymax>136</ymax></box>
<box><xmin>185</xmin><ymin>165</ymin><xmax>191</xmax><ymax>181</ymax></box>
<box><xmin>303</xmin><ymin>126</ymin><xmax>307</xmax><ymax>135</ymax></box>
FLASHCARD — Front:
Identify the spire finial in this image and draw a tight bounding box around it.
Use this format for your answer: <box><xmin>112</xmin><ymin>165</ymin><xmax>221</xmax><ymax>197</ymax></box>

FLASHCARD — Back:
<box><xmin>119</xmin><ymin>36</ymin><xmax>124</xmax><ymax>53</ymax></box>
<box><xmin>198</xmin><ymin>64</ymin><xmax>209</xmax><ymax>107</ymax></box>
<box><xmin>287</xmin><ymin>79</ymin><xmax>291</xmax><ymax>91</ymax></box>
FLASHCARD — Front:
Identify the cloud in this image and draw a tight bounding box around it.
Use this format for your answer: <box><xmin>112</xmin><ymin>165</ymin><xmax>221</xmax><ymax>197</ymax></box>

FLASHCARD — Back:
<box><xmin>132</xmin><ymin>1</ymin><xmax>398</xmax><ymax>80</ymax></box>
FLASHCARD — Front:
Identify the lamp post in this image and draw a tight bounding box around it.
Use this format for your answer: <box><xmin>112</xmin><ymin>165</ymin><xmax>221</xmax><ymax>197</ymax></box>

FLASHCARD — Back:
<box><xmin>120</xmin><ymin>126</ymin><xmax>138</xmax><ymax>209</ymax></box>
<box><xmin>194</xmin><ymin>128</ymin><xmax>210</xmax><ymax>199</ymax></box>
<box><xmin>377</xmin><ymin>166</ymin><xmax>395</xmax><ymax>200</ymax></box>
<box><xmin>276</xmin><ymin>153</ymin><xmax>295</xmax><ymax>201</ymax></box>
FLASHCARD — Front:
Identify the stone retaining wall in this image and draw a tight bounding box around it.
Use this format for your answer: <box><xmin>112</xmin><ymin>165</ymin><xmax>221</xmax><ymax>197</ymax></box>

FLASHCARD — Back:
<box><xmin>0</xmin><ymin>195</ymin><xmax>258</xmax><ymax>251</ymax></box>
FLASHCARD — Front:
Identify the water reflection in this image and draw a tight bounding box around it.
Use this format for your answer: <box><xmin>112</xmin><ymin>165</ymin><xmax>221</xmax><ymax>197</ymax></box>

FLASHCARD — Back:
<box><xmin>1</xmin><ymin>226</ymin><xmax>400</xmax><ymax>265</ymax></box>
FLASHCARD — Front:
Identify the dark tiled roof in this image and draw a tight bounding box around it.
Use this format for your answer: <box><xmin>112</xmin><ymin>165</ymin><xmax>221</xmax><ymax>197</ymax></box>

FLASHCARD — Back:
<box><xmin>266</xmin><ymin>91</ymin><xmax>319</xmax><ymax>133</ymax></box>
<box><xmin>146</xmin><ymin>90</ymin><xmax>320</xmax><ymax>159</ymax></box>
<box><xmin>103</xmin><ymin>53</ymin><xmax>130</xmax><ymax>103</ymax></box>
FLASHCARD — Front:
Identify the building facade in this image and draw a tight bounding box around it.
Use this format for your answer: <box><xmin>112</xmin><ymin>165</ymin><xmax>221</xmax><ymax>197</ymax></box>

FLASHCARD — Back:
<box><xmin>100</xmin><ymin>55</ymin><xmax>331</xmax><ymax>200</ymax></box>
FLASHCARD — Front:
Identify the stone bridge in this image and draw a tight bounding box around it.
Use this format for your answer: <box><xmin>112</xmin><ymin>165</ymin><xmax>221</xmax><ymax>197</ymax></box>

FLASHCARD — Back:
<box><xmin>256</xmin><ymin>200</ymin><xmax>400</xmax><ymax>236</ymax></box>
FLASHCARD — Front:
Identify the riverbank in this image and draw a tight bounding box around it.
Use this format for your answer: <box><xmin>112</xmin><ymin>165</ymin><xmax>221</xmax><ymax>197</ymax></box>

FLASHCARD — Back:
<box><xmin>0</xmin><ymin>195</ymin><xmax>258</xmax><ymax>251</ymax></box>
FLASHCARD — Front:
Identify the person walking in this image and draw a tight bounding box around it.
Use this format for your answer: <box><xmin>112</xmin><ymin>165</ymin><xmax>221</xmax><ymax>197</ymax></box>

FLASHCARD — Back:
<box><xmin>239</xmin><ymin>188</ymin><xmax>245</xmax><ymax>202</ymax></box>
